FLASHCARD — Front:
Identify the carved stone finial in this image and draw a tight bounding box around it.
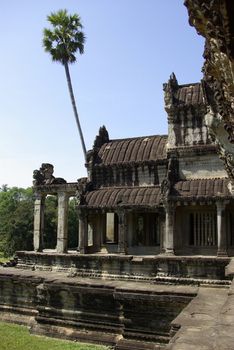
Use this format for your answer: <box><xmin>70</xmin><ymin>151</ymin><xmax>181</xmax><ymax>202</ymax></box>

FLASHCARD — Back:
<box><xmin>163</xmin><ymin>73</ymin><xmax>179</xmax><ymax>113</ymax></box>
<box><xmin>33</xmin><ymin>163</ymin><xmax>66</xmax><ymax>186</ymax></box>
<box><xmin>169</xmin><ymin>72</ymin><xmax>178</xmax><ymax>89</ymax></box>
<box><xmin>40</xmin><ymin>163</ymin><xmax>54</xmax><ymax>185</ymax></box>
<box><xmin>93</xmin><ymin>125</ymin><xmax>109</xmax><ymax>149</ymax></box>
<box><xmin>163</xmin><ymin>72</ymin><xmax>178</xmax><ymax>93</ymax></box>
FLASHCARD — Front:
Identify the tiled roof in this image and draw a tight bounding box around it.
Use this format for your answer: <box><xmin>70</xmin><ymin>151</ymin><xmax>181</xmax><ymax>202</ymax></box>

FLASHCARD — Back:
<box><xmin>83</xmin><ymin>186</ymin><xmax>161</xmax><ymax>208</ymax></box>
<box><xmin>81</xmin><ymin>179</ymin><xmax>231</xmax><ymax>209</ymax></box>
<box><xmin>97</xmin><ymin>135</ymin><xmax>167</xmax><ymax>166</ymax></box>
<box><xmin>171</xmin><ymin>178</ymin><xmax>231</xmax><ymax>200</ymax></box>
<box><xmin>174</xmin><ymin>83</ymin><xmax>204</xmax><ymax>106</ymax></box>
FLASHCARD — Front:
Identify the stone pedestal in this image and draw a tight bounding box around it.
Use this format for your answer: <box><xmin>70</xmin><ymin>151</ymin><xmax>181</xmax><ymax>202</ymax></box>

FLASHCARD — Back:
<box><xmin>56</xmin><ymin>192</ymin><xmax>69</xmax><ymax>253</ymax></box>
<box><xmin>33</xmin><ymin>193</ymin><xmax>45</xmax><ymax>252</ymax></box>
<box><xmin>216</xmin><ymin>201</ymin><xmax>228</xmax><ymax>257</ymax></box>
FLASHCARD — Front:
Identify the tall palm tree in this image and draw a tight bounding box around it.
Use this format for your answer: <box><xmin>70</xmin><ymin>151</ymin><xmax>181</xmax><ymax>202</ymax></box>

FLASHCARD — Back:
<box><xmin>43</xmin><ymin>9</ymin><xmax>87</xmax><ymax>162</ymax></box>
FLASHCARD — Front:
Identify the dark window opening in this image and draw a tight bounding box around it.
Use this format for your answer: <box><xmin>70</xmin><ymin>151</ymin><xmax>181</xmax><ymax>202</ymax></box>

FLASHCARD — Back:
<box><xmin>133</xmin><ymin>213</ymin><xmax>160</xmax><ymax>246</ymax></box>
<box><xmin>189</xmin><ymin>211</ymin><xmax>217</xmax><ymax>246</ymax></box>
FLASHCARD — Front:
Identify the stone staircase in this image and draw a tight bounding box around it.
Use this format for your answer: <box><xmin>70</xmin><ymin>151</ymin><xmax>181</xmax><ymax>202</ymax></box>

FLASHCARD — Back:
<box><xmin>167</xmin><ymin>258</ymin><xmax>234</xmax><ymax>349</ymax></box>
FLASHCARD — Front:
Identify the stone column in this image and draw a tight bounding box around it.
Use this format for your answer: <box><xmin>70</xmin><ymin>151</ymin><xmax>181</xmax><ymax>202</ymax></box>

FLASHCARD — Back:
<box><xmin>78</xmin><ymin>210</ymin><xmax>88</xmax><ymax>254</ymax></box>
<box><xmin>33</xmin><ymin>193</ymin><xmax>45</xmax><ymax>252</ymax></box>
<box><xmin>117</xmin><ymin>209</ymin><xmax>128</xmax><ymax>254</ymax></box>
<box><xmin>216</xmin><ymin>201</ymin><xmax>227</xmax><ymax>257</ymax></box>
<box><xmin>163</xmin><ymin>203</ymin><xmax>175</xmax><ymax>255</ymax></box>
<box><xmin>56</xmin><ymin>191</ymin><xmax>69</xmax><ymax>253</ymax></box>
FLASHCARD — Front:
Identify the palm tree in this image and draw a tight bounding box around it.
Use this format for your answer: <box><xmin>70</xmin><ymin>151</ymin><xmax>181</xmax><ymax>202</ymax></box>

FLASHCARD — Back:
<box><xmin>43</xmin><ymin>9</ymin><xmax>87</xmax><ymax>162</ymax></box>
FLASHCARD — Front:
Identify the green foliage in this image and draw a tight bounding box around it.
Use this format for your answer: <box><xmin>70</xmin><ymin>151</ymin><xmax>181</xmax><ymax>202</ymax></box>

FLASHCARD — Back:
<box><xmin>43</xmin><ymin>8</ymin><xmax>87</xmax><ymax>162</ymax></box>
<box><xmin>68</xmin><ymin>197</ymin><xmax>78</xmax><ymax>248</ymax></box>
<box><xmin>43</xmin><ymin>196</ymin><xmax>78</xmax><ymax>249</ymax></box>
<box><xmin>0</xmin><ymin>187</ymin><xmax>34</xmax><ymax>257</ymax></box>
<box><xmin>0</xmin><ymin>322</ymin><xmax>108</xmax><ymax>350</ymax></box>
<box><xmin>0</xmin><ymin>186</ymin><xmax>79</xmax><ymax>256</ymax></box>
<box><xmin>43</xmin><ymin>9</ymin><xmax>85</xmax><ymax>64</ymax></box>
<box><xmin>44</xmin><ymin>195</ymin><xmax>58</xmax><ymax>249</ymax></box>
<box><xmin>0</xmin><ymin>252</ymin><xmax>10</xmax><ymax>263</ymax></box>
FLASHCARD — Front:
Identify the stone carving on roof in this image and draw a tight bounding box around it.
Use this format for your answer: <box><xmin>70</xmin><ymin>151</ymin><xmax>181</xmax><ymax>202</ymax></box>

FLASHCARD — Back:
<box><xmin>202</xmin><ymin>61</ymin><xmax>234</xmax><ymax>188</ymax></box>
<box><xmin>86</xmin><ymin>126</ymin><xmax>109</xmax><ymax>178</ymax></box>
<box><xmin>163</xmin><ymin>72</ymin><xmax>178</xmax><ymax>115</ymax></box>
<box><xmin>76</xmin><ymin>177</ymin><xmax>92</xmax><ymax>205</ymax></box>
<box><xmin>164</xmin><ymin>73</ymin><xmax>209</xmax><ymax>148</ymax></box>
<box><xmin>160</xmin><ymin>178</ymin><xmax>171</xmax><ymax>202</ymax></box>
<box><xmin>93</xmin><ymin>125</ymin><xmax>109</xmax><ymax>149</ymax></box>
<box><xmin>184</xmin><ymin>0</ymin><xmax>234</xmax><ymax>188</ymax></box>
<box><xmin>33</xmin><ymin>163</ymin><xmax>66</xmax><ymax>186</ymax></box>
<box><xmin>164</xmin><ymin>73</ymin><xmax>205</xmax><ymax>113</ymax></box>
<box><xmin>160</xmin><ymin>154</ymin><xmax>179</xmax><ymax>202</ymax></box>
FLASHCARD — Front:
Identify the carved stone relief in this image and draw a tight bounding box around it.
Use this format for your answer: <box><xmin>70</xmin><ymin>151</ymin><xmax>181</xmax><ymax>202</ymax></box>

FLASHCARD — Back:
<box><xmin>33</xmin><ymin>163</ymin><xmax>66</xmax><ymax>186</ymax></box>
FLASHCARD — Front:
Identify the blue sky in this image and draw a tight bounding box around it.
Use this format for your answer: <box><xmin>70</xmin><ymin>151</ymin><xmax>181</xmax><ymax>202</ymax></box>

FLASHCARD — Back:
<box><xmin>0</xmin><ymin>0</ymin><xmax>204</xmax><ymax>188</ymax></box>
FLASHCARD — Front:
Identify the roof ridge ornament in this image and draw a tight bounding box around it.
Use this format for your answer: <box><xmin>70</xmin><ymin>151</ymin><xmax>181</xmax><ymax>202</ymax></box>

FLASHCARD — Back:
<box><xmin>93</xmin><ymin>125</ymin><xmax>109</xmax><ymax>149</ymax></box>
<box><xmin>163</xmin><ymin>72</ymin><xmax>179</xmax><ymax>114</ymax></box>
<box><xmin>33</xmin><ymin>163</ymin><xmax>66</xmax><ymax>186</ymax></box>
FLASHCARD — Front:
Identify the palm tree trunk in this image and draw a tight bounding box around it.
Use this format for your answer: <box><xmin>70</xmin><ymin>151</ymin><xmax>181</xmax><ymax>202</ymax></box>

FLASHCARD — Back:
<box><xmin>64</xmin><ymin>61</ymin><xmax>87</xmax><ymax>162</ymax></box>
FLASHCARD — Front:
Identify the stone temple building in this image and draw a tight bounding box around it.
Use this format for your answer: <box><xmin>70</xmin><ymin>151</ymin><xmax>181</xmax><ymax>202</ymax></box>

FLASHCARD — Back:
<box><xmin>32</xmin><ymin>74</ymin><xmax>234</xmax><ymax>259</ymax></box>
<box><xmin>1</xmin><ymin>1</ymin><xmax>234</xmax><ymax>349</ymax></box>
<box><xmin>6</xmin><ymin>74</ymin><xmax>231</xmax><ymax>350</ymax></box>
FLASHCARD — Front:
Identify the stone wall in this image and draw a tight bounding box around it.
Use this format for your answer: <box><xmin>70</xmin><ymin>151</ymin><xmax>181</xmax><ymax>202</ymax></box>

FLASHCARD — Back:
<box><xmin>0</xmin><ymin>267</ymin><xmax>197</xmax><ymax>349</ymax></box>
<box><xmin>15</xmin><ymin>252</ymin><xmax>231</xmax><ymax>283</ymax></box>
<box><xmin>92</xmin><ymin>162</ymin><xmax>167</xmax><ymax>188</ymax></box>
<box><xmin>179</xmin><ymin>154</ymin><xmax>227</xmax><ymax>180</ymax></box>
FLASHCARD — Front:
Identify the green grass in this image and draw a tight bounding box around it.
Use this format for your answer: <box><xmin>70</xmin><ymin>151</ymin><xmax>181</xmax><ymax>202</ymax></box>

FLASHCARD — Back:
<box><xmin>0</xmin><ymin>253</ymin><xmax>9</xmax><ymax>263</ymax></box>
<box><xmin>0</xmin><ymin>322</ymin><xmax>109</xmax><ymax>350</ymax></box>
<box><xmin>0</xmin><ymin>252</ymin><xmax>14</xmax><ymax>263</ymax></box>
<box><xmin>0</xmin><ymin>252</ymin><xmax>12</xmax><ymax>262</ymax></box>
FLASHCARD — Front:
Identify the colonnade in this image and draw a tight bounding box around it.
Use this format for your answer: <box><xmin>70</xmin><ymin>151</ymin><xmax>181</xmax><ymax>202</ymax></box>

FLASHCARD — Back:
<box><xmin>33</xmin><ymin>191</ymin><xmax>70</xmax><ymax>253</ymax></box>
<box><xmin>33</xmin><ymin>191</ymin><xmax>230</xmax><ymax>256</ymax></box>
<box><xmin>33</xmin><ymin>191</ymin><xmax>128</xmax><ymax>254</ymax></box>
<box><xmin>77</xmin><ymin>208</ymin><xmax>128</xmax><ymax>254</ymax></box>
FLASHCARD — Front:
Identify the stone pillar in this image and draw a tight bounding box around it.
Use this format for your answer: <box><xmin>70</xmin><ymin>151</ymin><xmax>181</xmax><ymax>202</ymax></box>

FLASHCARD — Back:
<box><xmin>33</xmin><ymin>193</ymin><xmax>45</xmax><ymax>252</ymax></box>
<box><xmin>216</xmin><ymin>201</ymin><xmax>227</xmax><ymax>257</ymax></box>
<box><xmin>56</xmin><ymin>191</ymin><xmax>69</xmax><ymax>253</ymax></box>
<box><xmin>78</xmin><ymin>210</ymin><xmax>88</xmax><ymax>254</ymax></box>
<box><xmin>163</xmin><ymin>203</ymin><xmax>175</xmax><ymax>255</ymax></box>
<box><xmin>117</xmin><ymin>209</ymin><xmax>128</xmax><ymax>254</ymax></box>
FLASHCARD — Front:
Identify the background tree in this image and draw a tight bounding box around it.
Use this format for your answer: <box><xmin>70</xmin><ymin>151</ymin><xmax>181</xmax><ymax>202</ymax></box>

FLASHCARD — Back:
<box><xmin>43</xmin><ymin>9</ymin><xmax>87</xmax><ymax>162</ymax></box>
<box><xmin>67</xmin><ymin>197</ymin><xmax>78</xmax><ymax>249</ymax></box>
<box><xmin>43</xmin><ymin>196</ymin><xmax>78</xmax><ymax>249</ymax></box>
<box><xmin>0</xmin><ymin>187</ymin><xmax>34</xmax><ymax>257</ymax></box>
<box><xmin>44</xmin><ymin>195</ymin><xmax>58</xmax><ymax>249</ymax></box>
<box><xmin>0</xmin><ymin>187</ymin><xmax>79</xmax><ymax>257</ymax></box>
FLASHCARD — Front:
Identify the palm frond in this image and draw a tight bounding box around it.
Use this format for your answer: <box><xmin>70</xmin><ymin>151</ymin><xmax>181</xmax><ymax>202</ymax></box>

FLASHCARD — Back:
<box><xmin>43</xmin><ymin>9</ymin><xmax>85</xmax><ymax>64</ymax></box>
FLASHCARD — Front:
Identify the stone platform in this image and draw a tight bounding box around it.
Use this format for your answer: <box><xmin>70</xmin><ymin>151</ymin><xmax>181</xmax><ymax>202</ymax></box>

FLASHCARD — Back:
<box><xmin>0</xmin><ymin>267</ymin><xmax>198</xmax><ymax>349</ymax></box>
<box><xmin>0</xmin><ymin>254</ymin><xmax>233</xmax><ymax>349</ymax></box>
<box><xmin>16</xmin><ymin>251</ymin><xmax>231</xmax><ymax>285</ymax></box>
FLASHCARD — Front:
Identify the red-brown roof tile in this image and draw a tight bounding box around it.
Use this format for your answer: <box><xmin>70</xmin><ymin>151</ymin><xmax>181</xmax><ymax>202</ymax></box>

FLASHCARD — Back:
<box><xmin>83</xmin><ymin>186</ymin><xmax>161</xmax><ymax>208</ymax></box>
<box><xmin>97</xmin><ymin>135</ymin><xmax>167</xmax><ymax>166</ymax></box>
<box><xmin>171</xmin><ymin>178</ymin><xmax>231</xmax><ymax>199</ymax></box>
<box><xmin>174</xmin><ymin>83</ymin><xmax>204</xmax><ymax>106</ymax></box>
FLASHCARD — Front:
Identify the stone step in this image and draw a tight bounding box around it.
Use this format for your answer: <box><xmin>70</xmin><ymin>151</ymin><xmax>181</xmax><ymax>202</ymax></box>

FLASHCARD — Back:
<box><xmin>167</xmin><ymin>282</ymin><xmax>234</xmax><ymax>349</ymax></box>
